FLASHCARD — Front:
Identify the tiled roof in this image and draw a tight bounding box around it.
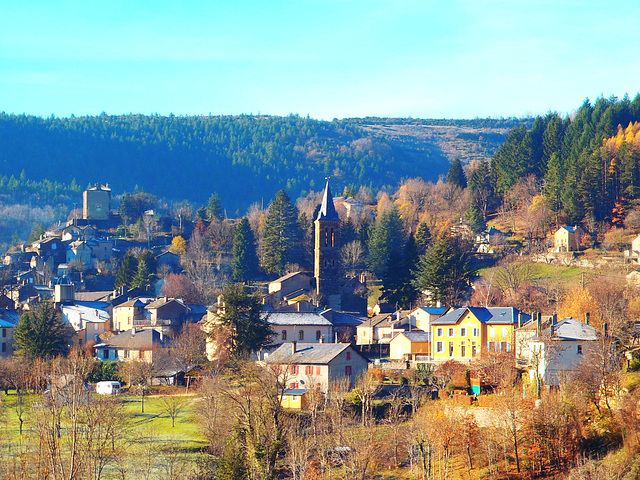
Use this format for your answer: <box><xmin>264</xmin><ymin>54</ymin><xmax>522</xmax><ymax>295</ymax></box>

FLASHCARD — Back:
<box><xmin>396</xmin><ymin>331</ymin><xmax>431</xmax><ymax>343</ymax></box>
<box><xmin>417</xmin><ymin>306</ymin><xmax>447</xmax><ymax>315</ymax></box>
<box><xmin>431</xmin><ymin>307</ymin><xmax>529</xmax><ymax>325</ymax></box>
<box><xmin>265</xmin><ymin>342</ymin><xmax>352</xmax><ymax>364</ymax></box>
<box><xmin>99</xmin><ymin>328</ymin><xmax>167</xmax><ymax>349</ymax></box>
<box><xmin>266</xmin><ymin>312</ymin><xmax>333</xmax><ymax>326</ymax></box>
<box><xmin>536</xmin><ymin>317</ymin><xmax>599</xmax><ymax>341</ymax></box>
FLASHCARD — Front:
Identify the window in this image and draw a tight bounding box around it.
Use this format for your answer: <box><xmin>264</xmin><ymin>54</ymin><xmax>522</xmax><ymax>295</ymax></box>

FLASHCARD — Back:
<box><xmin>103</xmin><ymin>349</ymin><xmax>109</xmax><ymax>360</ymax></box>
<box><xmin>282</xmin><ymin>330</ymin><xmax>287</xmax><ymax>341</ymax></box>
<box><xmin>316</xmin><ymin>330</ymin><xmax>322</xmax><ymax>341</ymax></box>
<box><xmin>488</xmin><ymin>341</ymin><xmax>495</xmax><ymax>352</ymax></box>
<box><xmin>1</xmin><ymin>343</ymin><xmax>6</xmax><ymax>353</ymax></box>
<box><xmin>437</xmin><ymin>328</ymin><xmax>443</xmax><ymax>337</ymax></box>
<box><xmin>500</xmin><ymin>341</ymin><xmax>508</xmax><ymax>352</ymax></box>
<box><xmin>315</xmin><ymin>366</ymin><xmax>321</xmax><ymax>375</ymax></box>
<box><xmin>289</xmin><ymin>365</ymin><xmax>299</xmax><ymax>375</ymax></box>
<box><xmin>124</xmin><ymin>350</ymin><xmax>129</xmax><ymax>359</ymax></box>
<box><xmin>490</xmin><ymin>327</ymin><xmax>495</xmax><ymax>337</ymax></box>
<box><xmin>472</xmin><ymin>328</ymin><xmax>479</xmax><ymax>337</ymax></box>
<box><xmin>436</xmin><ymin>341</ymin><xmax>443</xmax><ymax>353</ymax></box>
<box><xmin>305</xmin><ymin>366</ymin><xmax>313</xmax><ymax>375</ymax></box>
<box><xmin>502</xmin><ymin>327</ymin><xmax>508</xmax><ymax>337</ymax></box>
<box><xmin>460</xmin><ymin>328</ymin><xmax>467</xmax><ymax>336</ymax></box>
<box><xmin>448</xmin><ymin>328</ymin><xmax>454</xmax><ymax>337</ymax></box>
<box><xmin>448</xmin><ymin>342</ymin><xmax>454</xmax><ymax>357</ymax></box>
<box><xmin>577</xmin><ymin>345</ymin><xmax>583</xmax><ymax>355</ymax></box>
<box><xmin>461</xmin><ymin>345</ymin><xmax>466</xmax><ymax>357</ymax></box>
<box><xmin>472</xmin><ymin>342</ymin><xmax>477</xmax><ymax>357</ymax></box>
<box><xmin>1</xmin><ymin>328</ymin><xmax>5</xmax><ymax>338</ymax></box>
<box><xmin>345</xmin><ymin>366</ymin><xmax>352</xmax><ymax>376</ymax></box>
<box><xmin>299</xmin><ymin>330</ymin><xmax>304</xmax><ymax>340</ymax></box>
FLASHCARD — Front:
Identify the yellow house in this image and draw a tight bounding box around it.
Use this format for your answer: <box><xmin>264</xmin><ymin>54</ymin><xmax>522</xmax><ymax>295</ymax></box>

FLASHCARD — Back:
<box><xmin>389</xmin><ymin>332</ymin><xmax>431</xmax><ymax>361</ymax></box>
<box><xmin>430</xmin><ymin>307</ymin><xmax>530</xmax><ymax>363</ymax></box>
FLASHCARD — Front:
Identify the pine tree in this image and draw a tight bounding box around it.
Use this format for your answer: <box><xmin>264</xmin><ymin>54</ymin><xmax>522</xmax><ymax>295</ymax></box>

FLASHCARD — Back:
<box><xmin>262</xmin><ymin>190</ymin><xmax>302</xmax><ymax>275</ymax></box>
<box><xmin>413</xmin><ymin>234</ymin><xmax>475</xmax><ymax>306</ymax></box>
<box><xmin>207</xmin><ymin>192</ymin><xmax>224</xmax><ymax>221</ymax></box>
<box><xmin>13</xmin><ymin>301</ymin><xmax>70</xmax><ymax>358</ymax></box>
<box><xmin>209</xmin><ymin>283</ymin><xmax>273</xmax><ymax>358</ymax></box>
<box><xmin>367</xmin><ymin>207</ymin><xmax>407</xmax><ymax>290</ymax></box>
<box><xmin>415</xmin><ymin>221</ymin><xmax>431</xmax><ymax>254</ymax></box>
<box><xmin>382</xmin><ymin>235</ymin><xmax>419</xmax><ymax>308</ymax></box>
<box><xmin>446</xmin><ymin>158</ymin><xmax>467</xmax><ymax>189</ymax></box>
<box><xmin>232</xmin><ymin>217</ymin><xmax>259</xmax><ymax>282</ymax></box>
<box><xmin>115</xmin><ymin>252</ymin><xmax>138</xmax><ymax>289</ymax></box>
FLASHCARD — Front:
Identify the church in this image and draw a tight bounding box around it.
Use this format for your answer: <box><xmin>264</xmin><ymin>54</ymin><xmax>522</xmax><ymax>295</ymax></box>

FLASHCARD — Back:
<box><xmin>264</xmin><ymin>179</ymin><xmax>367</xmax><ymax>315</ymax></box>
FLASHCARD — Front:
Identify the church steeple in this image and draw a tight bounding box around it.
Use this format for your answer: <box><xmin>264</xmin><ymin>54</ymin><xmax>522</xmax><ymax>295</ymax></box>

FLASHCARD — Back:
<box><xmin>316</xmin><ymin>179</ymin><xmax>340</xmax><ymax>222</ymax></box>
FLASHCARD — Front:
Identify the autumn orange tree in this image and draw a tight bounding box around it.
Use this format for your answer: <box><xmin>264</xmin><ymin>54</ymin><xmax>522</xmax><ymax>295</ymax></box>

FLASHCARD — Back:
<box><xmin>557</xmin><ymin>287</ymin><xmax>599</xmax><ymax>328</ymax></box>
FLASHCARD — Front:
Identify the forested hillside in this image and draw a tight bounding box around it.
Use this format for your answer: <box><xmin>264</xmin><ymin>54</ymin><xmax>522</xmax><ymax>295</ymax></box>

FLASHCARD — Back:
<box><xmin>0</xmin><ymin>113</ymin><xmax>518</xmax><ymax>214</ymax></box>
<box><xmin>491</xmin><ymin>94</ymin><xmax>640</xmax><ymax>224</ymax></box>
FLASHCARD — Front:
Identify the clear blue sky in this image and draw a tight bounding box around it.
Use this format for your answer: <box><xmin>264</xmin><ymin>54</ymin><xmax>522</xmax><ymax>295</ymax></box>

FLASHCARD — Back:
<box><xmin>2</xmin><ymin>1</ymin><xmax>639</xmax><ymax>120</ymax></box>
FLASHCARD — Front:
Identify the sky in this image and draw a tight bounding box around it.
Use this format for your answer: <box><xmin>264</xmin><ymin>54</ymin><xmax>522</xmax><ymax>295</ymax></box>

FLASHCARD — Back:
<box><xmin>2</xmin><ymin>0</ymin><xmax>640</xmax><ymax>120</ymax></box>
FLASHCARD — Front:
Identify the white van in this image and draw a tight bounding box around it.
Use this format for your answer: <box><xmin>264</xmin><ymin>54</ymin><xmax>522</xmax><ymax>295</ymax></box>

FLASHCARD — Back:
<box><xmin>95</xmin><ymin>381</ymin><xmax>122</xmax><ymax>395</ymax></box>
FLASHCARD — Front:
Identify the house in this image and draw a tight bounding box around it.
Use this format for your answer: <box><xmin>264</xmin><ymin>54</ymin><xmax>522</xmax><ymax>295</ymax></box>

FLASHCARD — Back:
<box><xmin>280</xmin><ymin>388</ymin><xmax>310</xmax><ymax>410</ymax></box>
<box><xmin>94</xmin><ymin>328</ymin><xmax>168</xmax><ymax>362</ymax></box>
<box><xmin>476</xmin><ymin>226</ymin><xmax>508</xmax><ymax>253</ymax></box>
<box><xmin>112</xmin><ymin>297</ymin><xmax>153</xmax><ymax>331</ymax></box>
<box><xmin>87</xmin><ymin>238</ymin><xmax>113</xmax><ymax>261</ymax></box>
<box><xmin>0</xmin><ymin>310</ymin><xmax>20</xmax><ymax>357</ymax></box>
<box><xmin>143</xmin><ymin>297</ymin><xmax>190</xmax><ymax>330</ymax></box>
<box><xmin>264</xmin><ymin>342</ymin><xmax>369</xmax><ymax>395</ymax></box>
<box><xmin>389</xmin><ymin>331</ymin><xmax>431</xmax><ymax>361</ymax></box>
<box><xmin>408</xmin><ymin>306</ymin><xmax>448</xmax><ymax>332</ymax></box>
<box><xmin>267</xmin><ymin>311</ymin><xmax>334</xmax><ymax>346</ymax></box>
<box><xmin>26</xmin><ymin>236</ymin><xmax>66</xmax><ymax>265</ymax></box>
<box><xmin>356</xmin><ymin>310</ymin><xmax>413</xmax><ymax>345</ymax></box>
<box><xmin>526</xmin><ymin>317</ymin><xmax>601</xmax><ymax>386</ymax></box>
<box><xmin>430</xmin><ymin>307</ymin><xmax>530</xmax><ymax>363</ymax></box>
<box><xmin>156</xmin><ymin>250</ymin><xmax>181</xmax><ymax>271</ymax></box>
<box><xmin>553</xmin><ymin>225</ymin><xmax>585</xmax><ymax>252</ymax></box>
<box><xmin>61</xmin><ymin>303</ymin><xmax>111</xmax><ymax>348</ymax></box>
<box><xmin>628</xmin><ymin>234</ymin><xmax>640</xmax><ymax>263</ymax></box>
<box><xmin>320</xmin><ymin>309</ymin><xmax>366</xmax><ymax>343</ymax></box>
<box><xmin>67</xmin><ymin>240</ymin><xmax>93</xmax><ymax>267</ymax></box>
<box><xmin>263</xmin><ymin>272</ymin><xmax>314</xmax><ymax>309</ymax></box>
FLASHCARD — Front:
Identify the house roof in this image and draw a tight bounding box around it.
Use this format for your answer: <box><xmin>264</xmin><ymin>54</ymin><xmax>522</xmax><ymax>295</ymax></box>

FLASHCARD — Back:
<box><xmin>0</xmin><ymin>310</ymin><xmax>20</xmax><ymax>328</ymax></box>
<box><xmin>62</xmin><ymin>304</ymin><xmax>110</xmax><ymax>323</ymax></box>
<box><xmin>431</xmin><ymin>307</ymin><xmax>529</xmax><ymax>326</ymax></box>
<box><xmin>97</xmin><ymin>328</ymin><xmax>167</xmax><ymax>349</ymax></box>
<box><xmin>535</xmin><ymin>317</ymin><xmax>599</xmax><ymax>341</ymax></box>
<box><xmin>416</xmin><ymin>306</ymin><xmax>447</xmax><ymax>315</ymax></box>
<box><xmin>267</xmin><ymin>312</ymin><xmax>333</xmax><ymax>326</ymax></box>
<box><xmin>271</xmin><ymin>271</ymin><xmax>311</xmax><ymax>284</ymax></box>
<box><xmin>559</xmin><ymin>225</ymin><xmax>580</xmax><ymax>233</ymax></box>
<box><xmin>74</xmin><ymin>291</ymin><xmax>112</xmax><ymax>302</ymax></box>
<box><xmin>265</xmin><ymin>342</ymin><xmax>355</xmax><ymax>365</ymax></box>
<box><xmin>327</xmin><ymin>311</ymin><xmax>367</xmax><ymax>327</ymax></box>
<box><xmin>394</xmin><ymin>331</ymin><xmax>431</xmax><ymax>343</ymax></box>
<box><xmin>116</xmin><ymin>297</ymin><xmax>151</xmax><ymax>308</ymax></box>
<box><xmin>145</xmin><ymin>297</ymin><xmax>187</xmax><ymax>310</ymax></box>
<box><xmin>316</xmin><ymin>179</ymin><xmax>340</xmax><ymax>222</ymax></box>
<box><xmin>283</xmin><ymin>388</ymin><xmax>308</xmax><ymax>396</ymax></box>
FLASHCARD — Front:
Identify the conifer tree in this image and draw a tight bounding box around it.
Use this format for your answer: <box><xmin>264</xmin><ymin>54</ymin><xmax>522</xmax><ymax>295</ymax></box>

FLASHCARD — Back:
<box><xmin>446</xmin><ymin>158</ymin><xmax>467</xmax><ymax>189</ymax></box>
<box><xmin>115</xmin><ymin>252</ymin><xmax>138</xmax><ymax>289</ymax></box>
<box><xmin>367</xmin><ymin>207</ymin><xmax>406</xmax><ymax>285</ymax></box>
<box><xmin>232</xmin><ymin>217</ymin><xmax>259</xmax><ymax>282</ymax></box>
<box><xmin>14</xmin><ymin>301</ymin><xmax>70</xmax><ymax>358</ymax></box>
<box><xmin>413</xmin><ymin>234</ymin><xmax>475</xmax><ymax>306</ymax></box>
<box><xmin>262</xmin><ymin>190</ymin><xmax>302</xmax><ymax>275</ymax></box>
<box><xmin>415</xmin><ymin>221</ymin><xmax>431</xmax><ymax>254</ymax></box>
<box><xmin>207</xmin><ymin>192</ymin><xmax>224</xmax><ymax>221</ymax></box>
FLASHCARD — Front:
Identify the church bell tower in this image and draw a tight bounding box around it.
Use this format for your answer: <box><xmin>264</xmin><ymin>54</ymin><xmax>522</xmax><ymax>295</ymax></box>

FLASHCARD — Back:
<box><xmin>314</xmin><ymin>179</ymin><xmax>341</xmax><ymax>307</ymax></box>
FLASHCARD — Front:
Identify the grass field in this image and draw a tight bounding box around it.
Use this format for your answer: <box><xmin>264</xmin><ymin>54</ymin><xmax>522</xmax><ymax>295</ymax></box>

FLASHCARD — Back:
<box><xmin>0</xmin><ymin>391</ymin><xmax>210</xmax><ymax>479</ymax></box>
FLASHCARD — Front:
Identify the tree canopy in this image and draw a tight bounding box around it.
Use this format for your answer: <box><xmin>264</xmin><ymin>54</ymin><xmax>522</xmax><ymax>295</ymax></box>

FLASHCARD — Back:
<box><xmin>13</xmin><ymin>301</ymin><xmax>70</xmax><ymax>358</ymax></box>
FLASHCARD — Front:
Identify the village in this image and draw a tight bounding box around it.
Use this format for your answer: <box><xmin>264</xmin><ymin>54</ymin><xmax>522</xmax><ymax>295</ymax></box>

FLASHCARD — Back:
<box><xmin>0</xmin><ymin>177</ymin><xmax>638</xmax><ymax>479</ymax></box>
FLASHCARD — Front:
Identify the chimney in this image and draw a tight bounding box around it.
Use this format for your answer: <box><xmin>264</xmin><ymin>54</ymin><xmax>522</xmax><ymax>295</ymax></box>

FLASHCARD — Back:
<box><xmin>550</xmin><ymin>323</ymin><xmax>555</xmax><ymax>337</ymax></box>
<box><xmin>585</xmin><ymin>312</ymin><xmax>590</xmax><ymax>325</ymax></box>
<box><xmin>536</xmin><ymin>313</ymin><xmax>541</xmax><ymax>336</ymax></box>
<box><xmin>552</xmin><ymin>313</ymin><xmax>557</xmax><ymax>325</ymax></box>
<box><xmin>518</xmin><ymin>312</ymin><xmax>523</xmax><ymax>328</ymax></box>
<box><xmin>131</xmin><ymin>328</ymin><xmax>136</xmax><ymax>337</ymax></box>
<box><xmin>291</xmin><ymin>341</ymin><xmax>297</xmax><ymax>354</ymax></box>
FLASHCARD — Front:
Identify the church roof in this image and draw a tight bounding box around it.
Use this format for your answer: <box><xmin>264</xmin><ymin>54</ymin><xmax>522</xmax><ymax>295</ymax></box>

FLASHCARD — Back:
<box><xmin>316</xmin><ymin>179</ymin><xmax>340</xmax><ymax>221</ymax></box>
